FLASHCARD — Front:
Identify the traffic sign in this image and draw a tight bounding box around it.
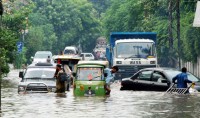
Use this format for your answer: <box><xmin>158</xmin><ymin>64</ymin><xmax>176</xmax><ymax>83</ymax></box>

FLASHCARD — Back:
<box><xmin>17</xmin><ymin>41</ymin><xmax>23</xmax><ymax>53</ymax></box>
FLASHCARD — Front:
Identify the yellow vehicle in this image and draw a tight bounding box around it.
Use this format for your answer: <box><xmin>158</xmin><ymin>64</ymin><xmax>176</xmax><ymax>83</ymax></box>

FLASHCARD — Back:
<box><xmin>73</xmin><ymin>61</ymin><xmax>109</xmax><ymax>96</ymax></box>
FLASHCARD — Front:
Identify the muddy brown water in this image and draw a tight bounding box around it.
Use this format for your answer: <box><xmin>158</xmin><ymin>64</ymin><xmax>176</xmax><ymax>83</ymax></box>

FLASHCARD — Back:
<box><xmin>1</xmin><ymin>70</ymin><xmax>200</xmax><ymax>118</ymax></box>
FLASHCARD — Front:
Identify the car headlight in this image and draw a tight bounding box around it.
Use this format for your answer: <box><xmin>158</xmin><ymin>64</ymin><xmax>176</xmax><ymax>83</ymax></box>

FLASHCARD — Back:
<box><xmin>116</xmin><ymin>61</ymin><xmax>122</xmax><ymax>64</ymax></box>
<box><xmin>150</xmin><ymin>61</ymin><xmax>155</xmax><ymax>64</ymax></box>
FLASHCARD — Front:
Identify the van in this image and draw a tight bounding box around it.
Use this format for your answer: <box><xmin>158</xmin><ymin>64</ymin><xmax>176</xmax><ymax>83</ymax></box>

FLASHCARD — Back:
<box><xmin>32</xmin><ymin>51</ymin><xmax>52</xmax><ymax>63</ymax></box>
<box><xmin>63</xmin><ymin>46</ymin><xmax>79</xmax><ymax>55</ymax></box>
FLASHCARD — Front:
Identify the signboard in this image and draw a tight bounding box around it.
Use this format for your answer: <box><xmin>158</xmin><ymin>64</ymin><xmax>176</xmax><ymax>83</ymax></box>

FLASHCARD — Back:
<box><xmin>17</xmin><ymin>41</ymin><xmax>23</xmax><ymax>53</ymax></box>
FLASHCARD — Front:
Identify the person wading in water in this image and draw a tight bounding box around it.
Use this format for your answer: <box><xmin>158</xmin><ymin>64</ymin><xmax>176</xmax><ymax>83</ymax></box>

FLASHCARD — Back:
<box><xmin>54</xmin><ymin>64</ymin><xmax>66</xmax><ymax>93</ymax></box>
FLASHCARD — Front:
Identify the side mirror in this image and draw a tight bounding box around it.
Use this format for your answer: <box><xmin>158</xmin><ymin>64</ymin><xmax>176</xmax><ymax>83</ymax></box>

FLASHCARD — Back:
<box><xmin>72</xmin><ymin>72</ymin><xmax>76</xmax><ymax>77</ymax></box>
<box><xmin>19</xmin><ymin>71</ymin><xmax>23</xmax><ymax>78</ymax></box>
<box><xmin>104</xmin><ymin>73</ymin><xmax>108</xmax><ymax>77</ymax></box>
<box><xmin>30</xmin><ymin>56</ymin><xmax>34</xmax><ymax>61</ymax></box>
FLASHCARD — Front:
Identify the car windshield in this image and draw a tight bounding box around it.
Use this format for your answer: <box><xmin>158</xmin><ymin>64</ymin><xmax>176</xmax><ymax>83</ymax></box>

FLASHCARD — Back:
<box><xmin>116</xmin><ymin>42</ymin><xmax>155</xmax><ymax>58</ymax></box>
<box><xmin>77</xmin><ymin>67</ymin><xmax>103</xmax><ymax>81</ymax></box>
<box><xmin>165</xmin><ymin>70</ymin><xmax>200</xmax><ymax>82</ymax></box>
<box><xmin>35</xmin><ymin>53</ymin><xmax>52</xmax><ymax>59</ymax></box>
<box><xmin>24</xmin><ymin>68</ymin><xmax>56</xmax><ymax>79</ymax></box>
<box><xmin>64</xmin><ymin>49</ymin><xmax>76</xmax><ymax>54</ymax></box>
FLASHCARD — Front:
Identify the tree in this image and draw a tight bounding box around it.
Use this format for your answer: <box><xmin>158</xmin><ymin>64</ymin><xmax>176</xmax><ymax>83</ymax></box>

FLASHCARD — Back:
<box><xmin>32</xmin><ymin>0</ymin><xmax>102</xmax><ymax>52</ymax></box>
<box><xmin>0</xmin><ymin>0</ymin><xmax>33</xmax><ymax>71</ymax></box>
<box><xmin>25</xmin><ymin>12</ymin><xmax>57</xmax><ymax>59</ymax></box>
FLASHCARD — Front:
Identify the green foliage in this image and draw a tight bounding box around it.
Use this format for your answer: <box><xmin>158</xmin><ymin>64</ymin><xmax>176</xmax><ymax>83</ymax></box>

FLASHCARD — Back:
<box><xmin>0</xmin><ymin>0</ymin><xmax>34</xmax><ymax>74</ymax></box>
<box><xmin>2</xmin><ymin>0</ymin><xmax>199</xmax><ymax>73</ymax></box>
<box><xmin>89</xmin><ymin>0</ymin><xmax>111</xmax><ymax>18</ymax></box>
<box><xmin>0</xmin><ymin>29</ymin><xmax>17</xmax><ymax>75</ymax></box>
<box><xmin>32</xmin><ymin>0</ymin><xmax>102</xmax><ymax>52</ymax></box>
<box><xmin>182</xmin><ymin>27</ymin><xmax>200</xmax><ymax>62</ymax></box>
<box><xmin>0</xmin><ymin>48</ymin><xmax>9</xmax><ymax>75</ymax></box>
<box><xmin>103</xmin><ymin>0</ymin><xmax>162</xmax><ymax>36</ymax></box>
<box><xmin>103</xmin><ymin>0</ymin><xmax>200</xmax><ymax>66</ymax></box>
<box><xmin>25</xmin><ymin>12</ymin><xmax>57</xmax><ymax>60</ymax></box>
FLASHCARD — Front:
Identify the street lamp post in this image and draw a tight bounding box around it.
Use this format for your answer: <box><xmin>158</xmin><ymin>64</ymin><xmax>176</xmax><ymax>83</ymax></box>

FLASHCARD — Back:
<box><xmin>16</xmin><ymin>17</ymin><xmax>28</xmax><ymax>69</ymax></box>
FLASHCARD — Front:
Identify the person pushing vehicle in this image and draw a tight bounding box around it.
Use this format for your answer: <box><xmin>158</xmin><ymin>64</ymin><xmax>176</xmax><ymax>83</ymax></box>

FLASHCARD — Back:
<box><xmin>104</xmin><ymin>66</ymin><xmax>118</xmax><ymax>95</ymax></box>
<box><xmin>172</xmin><ymin>67</ymin><xmax>194</xmax><ymax>93</ymax></box>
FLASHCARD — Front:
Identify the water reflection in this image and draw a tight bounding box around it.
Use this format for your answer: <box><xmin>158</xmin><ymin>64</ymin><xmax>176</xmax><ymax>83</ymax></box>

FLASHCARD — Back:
<box><xmin>1</xmin><ymin>70</ymin><xmax>200</xmax><ymax>118</ymax></box>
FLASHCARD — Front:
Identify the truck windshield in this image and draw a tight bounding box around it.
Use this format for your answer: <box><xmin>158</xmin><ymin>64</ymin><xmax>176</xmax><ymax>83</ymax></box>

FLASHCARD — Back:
<box><xmin>116</xmin><ymin>42</ymin><xmax>155</xmax><ymax>58</ymax></box>
<box><xmin>77</xmin><ymin>67</ymin><xmax>103</xmax><ymax>81</ymax></box>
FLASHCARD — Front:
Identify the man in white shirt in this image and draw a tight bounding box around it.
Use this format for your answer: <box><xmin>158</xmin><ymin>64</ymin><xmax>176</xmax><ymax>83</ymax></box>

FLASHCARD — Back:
<box><xmin>104</xmin><ymin>66</ymin><xmax>118</xmax><ymax>95</ymax></box>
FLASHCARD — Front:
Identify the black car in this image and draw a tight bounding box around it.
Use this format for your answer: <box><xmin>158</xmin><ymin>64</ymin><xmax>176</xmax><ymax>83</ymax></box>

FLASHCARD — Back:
<box><xmin>120</xmin><ymin>68</ymin><xmax>200</xmax><ymax>92</ymax></box>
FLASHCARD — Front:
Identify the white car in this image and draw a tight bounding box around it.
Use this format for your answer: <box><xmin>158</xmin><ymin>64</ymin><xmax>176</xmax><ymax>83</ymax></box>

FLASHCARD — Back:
<box><xmin>80</xmin><ymin>53</ymin><xmax>95</xmax><ymax>61</ymax></box>
<box><xmin>63</xmin><ymin>46</ymin><xmax>79</xmax><ymax>55</ymax></box>
<box><xmin>32</xmin><ymin>51</ymin><xmax>53</xmax><ymax>63</ymax></box>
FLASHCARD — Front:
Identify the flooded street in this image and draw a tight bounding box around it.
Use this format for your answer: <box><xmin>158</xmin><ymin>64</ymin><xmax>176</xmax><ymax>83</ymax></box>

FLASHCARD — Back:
<box><xmin>1</xmin><ymin>70</ymin><xmax>200</xmax><ymax>118</ymax></box>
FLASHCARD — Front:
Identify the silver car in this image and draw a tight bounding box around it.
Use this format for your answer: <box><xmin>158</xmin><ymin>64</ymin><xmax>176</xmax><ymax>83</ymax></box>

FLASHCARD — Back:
<box><xmin>18</xmin><ymin>63</ymin><xmax>56</xmax><ymax>93</ymax></box>
<box><xmin>32</xmin><ymin>51</ymin><xmax>53</xmax><ymax>63</ymax></box>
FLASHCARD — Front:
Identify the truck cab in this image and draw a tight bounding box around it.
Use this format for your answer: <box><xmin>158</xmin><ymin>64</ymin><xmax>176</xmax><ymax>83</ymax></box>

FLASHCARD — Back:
<box><xmin>106</xmin><ymin>32</ymin><xmax>157</xmax><ymax>80</ymax></box>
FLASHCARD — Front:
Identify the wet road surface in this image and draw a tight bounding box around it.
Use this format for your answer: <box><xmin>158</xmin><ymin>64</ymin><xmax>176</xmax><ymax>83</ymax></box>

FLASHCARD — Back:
<box><xmin>1</xmin><ymin>70</ymin><xmax>200</xmax><ymax>118</ymax></box>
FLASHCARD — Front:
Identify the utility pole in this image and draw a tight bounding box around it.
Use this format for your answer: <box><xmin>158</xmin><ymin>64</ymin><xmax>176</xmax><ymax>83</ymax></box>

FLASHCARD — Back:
<box><xmin>176</xmin><ymin>0</ymin><xmax>181</xmax><ymax>69</ymax></box>
<box><xmin>168</xmin><ymin>0</ymin><xmax>173</xmax><ymax>50</ymax></box>
<box><xmin>168</xmin><ymin>0</ymin><xmax>174</xmax><ymax>67</ymax></box>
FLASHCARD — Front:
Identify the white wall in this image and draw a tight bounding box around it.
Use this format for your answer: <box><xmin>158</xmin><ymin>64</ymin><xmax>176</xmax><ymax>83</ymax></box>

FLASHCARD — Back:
<box><xmin>181</xmin><ymin>57</ymin><xmax>200</xmax><ymax>78</ymax></box>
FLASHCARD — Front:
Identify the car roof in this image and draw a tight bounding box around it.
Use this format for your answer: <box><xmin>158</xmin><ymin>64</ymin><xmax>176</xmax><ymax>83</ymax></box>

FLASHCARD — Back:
<box><xmin>35</xmin><ymin>51</ymin><xmax>52</xmax><ymax>54</ymax></box>
<box><xmin>140</xmin><ymin>67</ymin><xmax>180</xmax><ymax>72</ymax></box>
<box><xmin>64</xmin><ymin>46</ymin><xmax>77</xmax><ymax>49</ymax></box>
<box><xmin>116</xmin><ymin>39</ymin><xmax>155</xmax><ymax>43</ymax></box>
<box><xmin>81</xmin><ymin>53</ymin><xmax>93</xmax><ymax>54</ymax></box>
<box><xmin>28</xmin><ymin>63</ymin><xmax>56</xmax><ymax>68</ymax></box>
<box><xmin>77</xmin><ymin>60</ymin><xmax>108</xmax><ymax>67</ymax></box>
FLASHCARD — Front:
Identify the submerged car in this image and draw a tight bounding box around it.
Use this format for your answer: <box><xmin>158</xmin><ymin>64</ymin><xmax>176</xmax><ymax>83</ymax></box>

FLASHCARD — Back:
<box><xmin>120</xmin><ymin>68</ymin><xmax>200</xmax><ymax>92</ymax></box>
<box><xmin>18</xmin><ymin>63</ymin><xmax>57</xmax><ymax>93</ymax></box>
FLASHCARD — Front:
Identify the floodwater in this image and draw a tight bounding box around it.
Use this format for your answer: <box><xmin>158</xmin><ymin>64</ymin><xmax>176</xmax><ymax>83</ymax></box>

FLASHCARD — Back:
<box><xmin>1</xmin><ymin>70</ymin><xmax>200</xmax><ymax>118</ymax></box>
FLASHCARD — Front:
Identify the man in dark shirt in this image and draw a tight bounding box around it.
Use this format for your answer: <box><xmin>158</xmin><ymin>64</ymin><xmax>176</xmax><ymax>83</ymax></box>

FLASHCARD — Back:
<box><xmin>172</xmin><ymin>67</ymin><xmax>193</xmax><ymax>93</ymax></box>
<box><xmin>54</xmin><ymin>64</ymin><xmax>65</xmax><ymax>93</ymax></box>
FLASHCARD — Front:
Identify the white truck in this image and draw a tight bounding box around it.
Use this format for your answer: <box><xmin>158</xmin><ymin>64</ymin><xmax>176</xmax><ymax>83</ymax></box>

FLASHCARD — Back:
<box><xmin>106</xmin><ymin>32</ymin><xmax>157</xmax><ymax>80</ymax></box>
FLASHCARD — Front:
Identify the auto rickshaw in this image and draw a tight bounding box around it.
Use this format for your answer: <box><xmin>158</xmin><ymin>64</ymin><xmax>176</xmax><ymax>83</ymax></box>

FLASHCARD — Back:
<box><xmin>73</xmin><ymin>61</ymin><xmax>108</xmax><ymax>96</ymax></box>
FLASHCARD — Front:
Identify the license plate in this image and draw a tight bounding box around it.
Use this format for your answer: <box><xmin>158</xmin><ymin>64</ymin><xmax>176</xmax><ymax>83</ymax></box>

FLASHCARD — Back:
<box><xmin>130</xmin><ymin>61</ymin><xmax>141</xmax><ymax>64</ymax></box>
